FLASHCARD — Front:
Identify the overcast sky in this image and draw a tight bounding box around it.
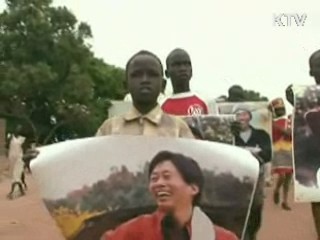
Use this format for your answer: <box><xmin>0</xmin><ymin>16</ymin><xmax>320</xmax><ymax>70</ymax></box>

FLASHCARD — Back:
<box><xmin>2</xmin><ymin>0</ymin><xmax>320</xmax><ymax>111</ymax></box>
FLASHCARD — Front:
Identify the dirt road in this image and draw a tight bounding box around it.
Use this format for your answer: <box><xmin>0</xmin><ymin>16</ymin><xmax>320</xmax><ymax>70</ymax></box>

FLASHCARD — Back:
<box><xmin>0</xmin><ymin>164</ymin><xmax>317</xmax><ymax>240</ymax></box>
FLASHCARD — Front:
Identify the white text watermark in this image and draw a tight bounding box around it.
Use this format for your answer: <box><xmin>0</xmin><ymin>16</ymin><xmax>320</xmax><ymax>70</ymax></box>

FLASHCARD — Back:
<box><xmin>273</xmin><ymin>13</ymin><xmax>307</xmax><ymax>27</ymax></box>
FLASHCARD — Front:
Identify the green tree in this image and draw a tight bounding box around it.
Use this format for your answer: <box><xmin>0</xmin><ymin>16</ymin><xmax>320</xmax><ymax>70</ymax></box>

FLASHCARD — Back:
<box><xmin>243</xmin><ymin>89</ymin><xmax>268</xmax><ymax>101</ymax></box>
<box><xmin>0</xmin><ymin>0</ymin><xmax>125</xmax><ymax>145</ymax></box>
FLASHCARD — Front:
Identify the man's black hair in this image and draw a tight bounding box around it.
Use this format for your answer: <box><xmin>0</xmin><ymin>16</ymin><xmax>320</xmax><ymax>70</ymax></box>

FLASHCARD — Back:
<box><xmin>148</xmin><ymin>150</ymin><xmax>204</xmax><ymax>205</ymax></box>
<box><xmin>125</xmin><ymin>50</ymin><xmax>164</xmax><ymax>78</ymax></box>
<box><xmin>233</xmin><ymin>108</ymin><xmax>252</xmax><ymax>120</ymax></box>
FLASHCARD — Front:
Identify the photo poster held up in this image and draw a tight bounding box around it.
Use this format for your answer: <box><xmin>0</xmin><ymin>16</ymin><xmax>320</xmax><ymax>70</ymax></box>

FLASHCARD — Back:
<box><xmin>292</xmin><ymin>85</ymin><xmax>320</xmax><ymax>202</ymax></box>
<box><xmin>215</xmin><ymin>102</ymin><xmax>273</xmax><ymax>138</ymax></box>
<box><xmin>183</xmin><ymin>114</ymin><xmax>236</xmax><ymax>144</ymax></box>
<box><xmin>30</xmin><ymin>136</ymin><xmax>260</xmax><ymax>240</ymax></box>
<box><xmin>207</xmin><ymin>100</ymin><xmax>220</xmax><ymax>115</ymax></box>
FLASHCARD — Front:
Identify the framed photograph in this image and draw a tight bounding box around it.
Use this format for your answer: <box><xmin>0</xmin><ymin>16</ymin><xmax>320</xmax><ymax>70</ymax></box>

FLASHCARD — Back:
<box><xmin>216</xmin><ymin>102</ymin><xmax>272</xmax><ymax>137</ymax></box>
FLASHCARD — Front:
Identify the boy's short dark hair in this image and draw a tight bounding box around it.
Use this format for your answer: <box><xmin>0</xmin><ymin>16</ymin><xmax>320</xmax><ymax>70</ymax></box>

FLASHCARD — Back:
<box><xmin>125</xmin><ymin>50</ymin><xmax>164</xmax><ymax>78</ymax></box>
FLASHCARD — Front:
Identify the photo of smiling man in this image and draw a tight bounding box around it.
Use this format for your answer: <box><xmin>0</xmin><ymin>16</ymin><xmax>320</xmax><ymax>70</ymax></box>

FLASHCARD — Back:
<box><xmin>103</xmin><ymin>151</ymin><xmax>238</xmax><ymax>240</ymax></box>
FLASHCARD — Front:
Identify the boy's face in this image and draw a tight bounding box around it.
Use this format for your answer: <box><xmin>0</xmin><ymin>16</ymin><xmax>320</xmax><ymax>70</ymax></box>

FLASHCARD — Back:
<box><xmin>127</xmin><ymin>54</ymin><xmax>162</xmax><ymax>104</ymax></box>
<box><xmin>166</xmin><ymin>50</ymin><xmax>192</xmax><ymax>86</ymax></box>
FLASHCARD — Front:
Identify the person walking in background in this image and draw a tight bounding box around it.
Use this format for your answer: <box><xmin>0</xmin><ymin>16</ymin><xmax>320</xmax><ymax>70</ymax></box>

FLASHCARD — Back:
<box><xmin>270</xmin><ymin>98</ymin><xmax>293</xmax><ymax>211</ymax></box>
<box><xmin>161</xmin><ymin>48</ymin><xmax>209</xmax><ymax>116</ymax></box>
<box><xmin>7</xmin><ymin>125</ymin><xmax>27</xmax><ymax>199</ymax></box>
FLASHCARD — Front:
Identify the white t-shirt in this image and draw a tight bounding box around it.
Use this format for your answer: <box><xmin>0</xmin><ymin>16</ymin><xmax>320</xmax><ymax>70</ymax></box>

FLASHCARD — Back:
<box><xmin>240</xmin><ymin>128</ymin><xmax>252</xmax><ymax>143</ymax></box>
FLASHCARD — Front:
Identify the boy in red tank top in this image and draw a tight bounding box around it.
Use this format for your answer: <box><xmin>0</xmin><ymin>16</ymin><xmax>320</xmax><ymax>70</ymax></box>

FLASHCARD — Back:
<box><xmin>161</xmin><ymin>48</ymin><xmax>208</xmax><ymax>116</ymax></box>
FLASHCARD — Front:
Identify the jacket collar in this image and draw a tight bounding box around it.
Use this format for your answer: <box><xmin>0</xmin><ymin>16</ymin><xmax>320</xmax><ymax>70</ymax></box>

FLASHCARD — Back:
<box><xmin>124</xmin><ymin>104</ymin><xmax>163</xmax><ymax>125</ymax></box>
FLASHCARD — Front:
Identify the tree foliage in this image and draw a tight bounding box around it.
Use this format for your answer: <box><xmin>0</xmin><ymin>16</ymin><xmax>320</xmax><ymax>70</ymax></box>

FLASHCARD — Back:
<box><xmin>0</xmin><ymin>0</ymin><xmax>125</xmax><ymax>145</ymax></box>
<box><xmin>243</xmin><ymin>89</ymin><xmax>268</xmax><ymax>101</ymax></box>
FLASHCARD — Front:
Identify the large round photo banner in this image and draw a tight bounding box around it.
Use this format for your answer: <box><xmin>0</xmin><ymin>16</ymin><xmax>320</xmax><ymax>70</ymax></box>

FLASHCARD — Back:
<box><xmin>31</xmin><ymin>136</ymin><xmax>260</xmax><ymax>240</ymax></box>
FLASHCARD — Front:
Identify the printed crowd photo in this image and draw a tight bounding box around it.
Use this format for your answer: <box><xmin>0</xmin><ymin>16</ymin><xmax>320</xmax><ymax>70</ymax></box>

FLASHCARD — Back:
<box><xmin>183</xmin><ymin>115</ymin><xmax>235</xmax><ymax>144</ymax></box>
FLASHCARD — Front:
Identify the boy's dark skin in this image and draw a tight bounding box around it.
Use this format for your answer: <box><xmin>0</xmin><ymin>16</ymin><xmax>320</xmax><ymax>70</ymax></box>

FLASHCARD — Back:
<box><xmin>165</xmin><ymin>48</ymin><xmax>192</xmax><ymax>94</ymax></box>
<box><xmin>126</xmin><ymin>52</ymin><xmax>163</xmax><ymax>114</ymax></box>
<box><xmin>286</xmin><ymin>49</ymin><xmax>320</xmax><ymax>239</ymax></box>
<box><xmin>165</xmin><ymin>48</ymin><xmax>241</xmax><ymax>134</ymax></box>
<box><xmin>124</xmin><ymin>78</ymin><xmax>166</xmax><ymax>97</ymax></box>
